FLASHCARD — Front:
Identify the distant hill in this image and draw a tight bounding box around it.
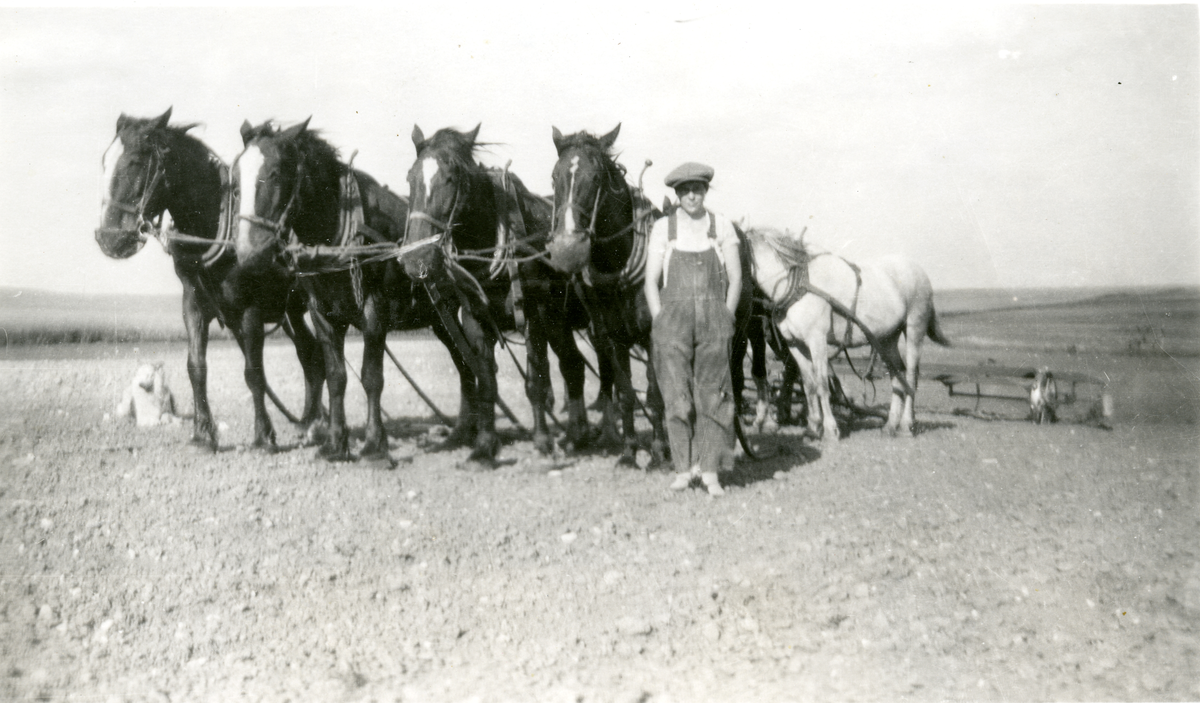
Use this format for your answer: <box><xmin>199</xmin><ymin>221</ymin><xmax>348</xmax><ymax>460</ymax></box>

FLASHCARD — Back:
<box><xmin>936</xmin><ymin>286</ymin><xmax>1200</xmax><ymax>356</ymax></box>
<box><xmin>3</xmin><ymin>285</ymin><xmax>1196</xmax><ymax>351</ymax></box>
<box><xmin>0</xmin><ymin>287</ymin><xmax>201</xmax><ymax>344</ymax></box>
<box><xmin>934</xmin><ymin>285</ymin><xmax>1200</xmax><ymax>315</ymax></box>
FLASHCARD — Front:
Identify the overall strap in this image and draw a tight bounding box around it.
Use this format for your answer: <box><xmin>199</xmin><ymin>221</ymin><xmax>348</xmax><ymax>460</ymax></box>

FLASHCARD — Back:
<box><xmin>667</xmin><ymin>210</ymin><xmax>717</xmax><ymax>241</ymax></box>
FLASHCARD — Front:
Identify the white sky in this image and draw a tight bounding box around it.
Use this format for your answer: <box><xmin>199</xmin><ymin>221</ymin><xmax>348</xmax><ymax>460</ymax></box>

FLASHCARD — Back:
<box><xmin>1</xmin><ymin>3</ymin><xmax>1196</xmax><ymax>296</ymax></box>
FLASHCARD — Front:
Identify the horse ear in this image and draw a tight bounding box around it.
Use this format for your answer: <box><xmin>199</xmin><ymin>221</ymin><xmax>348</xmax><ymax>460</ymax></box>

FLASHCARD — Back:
<box><xmin>599</xmin><ymin>123</ymin><xmax>621</xmax><ymax>150</ymax></box>
<box><xmin>662</xmin><ymin>196</ymin><xmax>672</xmax><ymax>213</ymax></box>
<box><xmin>154</xmin><ymin>107</ymin><xmax>172</xmax><ymax>129</ymax></box>
<box><xmin>465</xmin><ymin>123</ymin><xmax>481</xmax><ymax>145</ymax></box>
<box><xmin>240</xmin><ymin>120</ymin><xmax>255</xmax><ymax>146</ymax></box>
<box><xmin>412</xmin><ymin>125</ymin><xmax>425</xmax><ymax>150</ymax></box>
<box><xmin>116</xmin><ymin>113</ymin><xmax>129</xmax><ymax>132</ymax></box>
<box><xmin>282</xmin><ymin>117</ymin><xmax>310</xmax><ymax>139</ymax></box>
<box><xmin>552</xmin><ymin>126</ymin><xmax>565</xmax><ymax>154</ymax></box>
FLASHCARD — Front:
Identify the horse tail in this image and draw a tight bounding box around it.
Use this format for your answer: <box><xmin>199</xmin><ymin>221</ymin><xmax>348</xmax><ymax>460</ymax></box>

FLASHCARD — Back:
<box><xmin>927</xmin><ymin>308</ymin><xmax>952</xmax><ymax>347</ymax></box>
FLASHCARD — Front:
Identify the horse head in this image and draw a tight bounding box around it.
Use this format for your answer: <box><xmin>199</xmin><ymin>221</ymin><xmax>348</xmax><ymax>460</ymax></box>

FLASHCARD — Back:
<box><xmin>235</xmin><ymin>117</ymin><xmax>342</xmax><ymax>266</ymax></box>
<box><xmin>403</xmin><ymin>124</ymin><xmax>483</xmax><ymax>281</ymax></box>
<box><xmin>96</xmin><ymin>107</ymin><xmax>177</xmax><ymax>259</ymax></box>
<box><xmin>546</xmin><ymin>124</ymin><xmax>625</xmax><ymax>275</ymax></box>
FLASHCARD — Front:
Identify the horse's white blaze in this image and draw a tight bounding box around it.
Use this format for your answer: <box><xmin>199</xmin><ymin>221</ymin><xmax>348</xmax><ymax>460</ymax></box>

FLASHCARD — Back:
<box><xmin>564</xmin><ymin>155</ymin><xmax>579</xmax><ymax>232</ymax></box>
<box><xmin>421</xmin><ymin>158</ymin><xmax>439</xmax><ymax>204</ymax></box>
<box><xmin>236</xmin><ymin>145</ymin><xmax>265</xmax><ymax>258</ymax></box>
<box><xmin>100</xmin><ymin>138</ymin><xmax>124</xmax><ymax>209</ymax></box>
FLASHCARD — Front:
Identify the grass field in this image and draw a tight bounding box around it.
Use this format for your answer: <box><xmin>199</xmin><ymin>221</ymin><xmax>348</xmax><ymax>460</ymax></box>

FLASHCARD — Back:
<box><xmin>2</xmin><ymin>284</ymin><xmax>1197</xmax><ymax>426</ymax></box>
<box><xmin>4</xmin><ymin>284</ymin><xmax>1195</xmax><ymax>351</ymax></box>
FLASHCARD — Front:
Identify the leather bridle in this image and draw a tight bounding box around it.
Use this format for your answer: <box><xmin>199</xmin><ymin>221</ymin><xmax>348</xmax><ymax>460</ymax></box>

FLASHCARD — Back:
<box><xmin>97</xmin><ymin>139</ymin><xmax>167</xmax><ymax>249</ymax></box>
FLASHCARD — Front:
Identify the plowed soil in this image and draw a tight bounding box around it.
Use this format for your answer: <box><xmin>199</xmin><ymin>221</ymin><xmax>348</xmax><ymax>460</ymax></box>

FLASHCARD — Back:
<box><xmin>1</xmin><ymin>332</ymin><xmax>1197</xmax><ymax>702</ymax></box>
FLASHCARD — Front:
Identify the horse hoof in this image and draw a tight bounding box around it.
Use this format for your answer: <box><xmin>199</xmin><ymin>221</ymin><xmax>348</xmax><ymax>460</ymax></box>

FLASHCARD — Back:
<box><xmin>469</xmin><ymin>435</ymin><xmax>501</xmax><ymax>463</ymax></box>
<box><xmin>616</xmin><ymin>450</ymin><xmax>638</xmax><ymax>468</ymax></box>
<box><xmin>459</xmin><ymin>456</ymin><xmax>496</xmax><ymax>472</ymax></box>
<box><xmin>362</xmin><ymin>452</ymin><xmax>398</xmax><ymax>470</ymax></box>
<box><xmin>437</xmin><ymin>431</ymin><xmax>474</xmax><ymax>452</ymax></box>
<box><xmin>252</xmin><ymin>438</ymin><xmax>278</xmax><ymax>454</ymax></box>
<box><xmin>360</xmin><ymin>442</ymin><xmax>390</xmax><ymax>462</ymax></box>
<box><xmin>533</xmin><ymin>433</ymin><xmax>554</xmax><ymax>456</ymax></box>
<box><xmin>303</xmin><ymin>421</ymin><xmax>329</xmax><ymax>447</ymax></box>
<box><xmin>189</xmin><ymin>435</ymin><xmax>218</xmax><ymax>453</ymax></box>
<box><xmin>318</xmin><ymin>442</ymin><xmax>353</xmax><ymax>462</ymax></box>
<box><xmin>566</xmin><ymin>428</ymin><xmax>592</xmax><ymax>451</ymax></box>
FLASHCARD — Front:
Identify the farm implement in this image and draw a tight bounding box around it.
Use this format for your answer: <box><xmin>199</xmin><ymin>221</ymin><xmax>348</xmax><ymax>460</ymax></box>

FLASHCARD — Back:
<box><xmin>921</xmin><ymin>362</ymin><xmax>1113</xmax><ymax>427</ymax></box>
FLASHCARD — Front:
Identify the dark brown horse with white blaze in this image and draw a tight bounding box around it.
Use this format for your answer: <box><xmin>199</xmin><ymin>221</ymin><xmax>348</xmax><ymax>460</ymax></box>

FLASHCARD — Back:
<box><xmin>545</xmin><ymin>124</ymin><xmax>668</xmax><ymax>467</ymax></box>
<box><xmin>404</xmin><ymin>125</ymin><xmax>595</xmax><ymax>460</ymax></box>
<box><xmin>96</xmin><ymin>108</ymin><xmax>326</xmax><ymax>452</ymax></box>
<box><xmin>235</xmin><ymin>118</ymin><xmax>441</xmax><ymax>463</ymax></box>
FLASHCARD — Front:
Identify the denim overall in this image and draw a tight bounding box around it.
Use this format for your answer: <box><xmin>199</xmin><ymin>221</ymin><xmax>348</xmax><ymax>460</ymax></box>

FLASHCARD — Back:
<box><xmin>651</xmin><ymin>212</ymin><xmax>735</xmax><ymax>477</ymax></box>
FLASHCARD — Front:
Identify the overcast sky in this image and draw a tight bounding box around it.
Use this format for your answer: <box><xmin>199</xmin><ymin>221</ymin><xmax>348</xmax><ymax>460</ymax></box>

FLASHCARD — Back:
<box><xmin>1</xmin><ymin>3</ymin><xmax>1196</xmax><ymax>297</ymax></box>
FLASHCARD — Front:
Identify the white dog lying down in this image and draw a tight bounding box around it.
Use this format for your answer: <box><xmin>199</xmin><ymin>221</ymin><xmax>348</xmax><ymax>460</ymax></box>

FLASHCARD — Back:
<box><xmin>116</xmin><ymin>362</ymin><xmax>179</xmax><ymax>427</ymax></box>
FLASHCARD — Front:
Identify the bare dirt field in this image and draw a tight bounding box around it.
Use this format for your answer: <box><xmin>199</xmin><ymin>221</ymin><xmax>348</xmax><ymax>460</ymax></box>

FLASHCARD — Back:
<box><xmin>1</xmin><ymin>289</ymin><xmax>1198</xmax><ymax>702</ymax></box>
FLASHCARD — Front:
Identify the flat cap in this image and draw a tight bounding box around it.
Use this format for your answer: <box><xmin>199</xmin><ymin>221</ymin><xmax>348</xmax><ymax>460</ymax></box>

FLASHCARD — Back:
<box><xmin>664</xmin><ymin>162</ymin><xmax>714</xmax><ymax>188</ymax></box>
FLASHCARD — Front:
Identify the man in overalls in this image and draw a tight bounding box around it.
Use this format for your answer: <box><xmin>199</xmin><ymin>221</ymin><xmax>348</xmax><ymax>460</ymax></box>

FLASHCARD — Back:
<box><xmin>644</xmin><ymin>162</ymin><xmax>742</xmax><ymax>496</ymax></box>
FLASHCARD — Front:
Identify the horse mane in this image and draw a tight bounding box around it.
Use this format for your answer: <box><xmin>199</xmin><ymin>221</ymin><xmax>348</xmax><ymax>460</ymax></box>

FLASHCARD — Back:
<box><xmin>556</xmin><ymin>130</ymin><xmax>628</xmax><ymax>182</ymax></box>
<box><xmin>293</xmin><ymin>128</ymin><xmax>342</xmax><ymax>173</ymax></box>
<box><xmin>745</xmin><ymin>226</ymin><xmax>815</xmax><ymax>271</ymax></box>
<box><xmin>420</xmin><ymin>127</ymin><xmax>489</xmax><ymax>176</ymax></box>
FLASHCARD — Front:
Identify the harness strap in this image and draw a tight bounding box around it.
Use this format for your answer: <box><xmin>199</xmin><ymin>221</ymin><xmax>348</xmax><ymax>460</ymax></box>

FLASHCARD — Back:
<box><xmin>491</xmin><ymin>167</ymin><xmax>528</xmax><ymax>329</ymax></box>
<box><xmin>838</xmin><ymin>260</ymin><xmax>863</xmax><ymax>349</ymax></box>
<box><xmin>663</xmin><ymin>209</ymin><xmax>723</xmax><ymax>287</ymax></box>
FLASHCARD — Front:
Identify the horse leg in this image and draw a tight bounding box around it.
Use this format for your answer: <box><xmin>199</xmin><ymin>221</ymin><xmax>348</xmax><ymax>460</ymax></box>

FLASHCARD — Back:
<box><xmin>285</xmin><ymin>297</ymin><xmax>327</xmax><ymax>439</ymax></box>
<box><xmin>523</xmin><ymin>303</ymin><xmax>555</xmax><ymax>456</ymax></box>
<box><xmin>901</xmin><ymin>327</ymin><xmax>926</xmax><ymax>437</ymax></box>
<box><xmin>432</xmin><ymin>320</ymin><xmax>478</xmax><ymax>450</ymax></box>
<box><xmin>595</xmin><ymin>350</ymin><xmax>622</xmax><ymax>448</ymax></box>
<box><xmin>240</xmin><ymin>305</ymin><xmax>276</xmax><ymax>452</ymax></box>
<box><xmin>590</xmin><ymin>350</ymin><xmax>614</xmax><ymax>411</ymax></box>
<box><xmin>359</xmin><ymin>295</ymin><xmax>390</xmax><ymax>461</ymax></box>
<box><xmin>812</xmin><ymin>338</ymin><xmax>843</xmax><ymax>441</ymax></box>
<box><xmin>730</xmin><ymin>323</ymin><xmax>749</xmax><ymax>418</ymax></box>
<box><xmin>879</xmin><ymin>333</ymin><xmax>908</xmax><ymax>436</ymax></box>
<box><xmin>451</xmin><ymin>310</ymin><xmax>499</xmax><ymax>464</ymax></box>
<box><xmin>611</xmin><ymin>345</ymin><xmax>640</xmax><ymax>467</ymax></box>
<box><xmin>182</xmin><ymin>284</ymin><xmax>217</xmax><ymax>451</ymax></box>
<box><xmin>782</xmin><ymin>353</ymin><xmax>805</xmax><ymax>427</ymax></box>
<box><xmin>789</xmin><ymin>341</ymin><xmax>834</xmax><ymax>440</ymax></box>
<box><xmin>643</xmin><ymin>339</ymin><xmax>669</xmax><ymax>468</ymax></box>
<box><xmin>749</xmin><ymin>320</ymin><xmax>770</xmax><ymax>431</ymax></box>
<box><xmin>764</xmin><ymin>320</ymin><xmax>796</xmax><ymax>426</ymax></box>
<box><xmin>547</xmin><ymin>318</ymin><xmax>589</xmax><ymax>453</ymax></box>
<box><xmin>310</xmin><ymin>309</ymin><xmax>352</xmax><ymax>461</ymax></box>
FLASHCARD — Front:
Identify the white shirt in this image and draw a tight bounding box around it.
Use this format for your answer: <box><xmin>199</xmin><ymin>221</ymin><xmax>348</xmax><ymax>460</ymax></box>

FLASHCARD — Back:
<box><xmin>646</xmin><ymin>208</ymin><xmax>738</xmax><ymax>286</ymax></box>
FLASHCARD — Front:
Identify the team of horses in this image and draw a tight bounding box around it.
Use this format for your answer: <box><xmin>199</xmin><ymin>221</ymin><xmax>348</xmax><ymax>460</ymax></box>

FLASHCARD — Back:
<box><xmin>97</xmin><ymin>109</ymin><xmax>949</xmax><ymax>468</ymax></box>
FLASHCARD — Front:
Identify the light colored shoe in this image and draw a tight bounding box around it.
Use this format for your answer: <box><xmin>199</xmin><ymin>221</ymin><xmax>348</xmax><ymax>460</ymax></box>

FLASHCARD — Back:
<box><xmin>670</xmin><ymin>473</ymin><xmax>693</xmax><ymax>490</ymax></box>
<box><xmin>701</xmin><ymin>472</ymin><xmax>725</xmax><ymax>497</ymax></box>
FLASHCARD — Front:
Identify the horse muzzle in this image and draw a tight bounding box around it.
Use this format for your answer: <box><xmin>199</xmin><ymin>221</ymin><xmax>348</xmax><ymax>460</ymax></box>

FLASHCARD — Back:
<box><xmin>94</xmin><ymin>226</ymin><xmax>147</xmax><ymax>259</ymax></box>
<box><xmin>546</xmin><ymin>232</ymin><xmax>591</xmax><ymax>274</ymax></box>
<box><xmin>402</xmin><ymin>247</ymin><xmax>443</xmax><ymax>281</ymax></box>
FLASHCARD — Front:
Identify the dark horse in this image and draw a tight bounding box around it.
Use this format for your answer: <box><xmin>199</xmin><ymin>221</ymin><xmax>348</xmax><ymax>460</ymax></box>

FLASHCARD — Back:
<box><xmin>544</xmin><ymin>125</ymin><xmax>668</xmax><ymax>467</ymax></box>
<box><xmin>403</xmin><ymin>125</ymin><xmax>596</xmax><ymax>459</ymax></box>
<box><xmin>235</xmin><ymin>118</ymin><xmax>435</xmax><ymax>462</ymax></box>
<box><xmin>96</xmin><ymin>108</ymin><xmax>326</xmax><ymax>452</ymax></box>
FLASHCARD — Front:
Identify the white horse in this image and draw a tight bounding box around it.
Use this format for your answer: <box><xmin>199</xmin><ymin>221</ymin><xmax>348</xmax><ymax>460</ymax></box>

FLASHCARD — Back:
<box><xmin>743</xmin><ymin>227</ymin><xmax>950</xmax><ymax>440</ymax></box>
